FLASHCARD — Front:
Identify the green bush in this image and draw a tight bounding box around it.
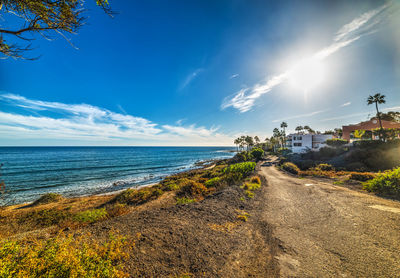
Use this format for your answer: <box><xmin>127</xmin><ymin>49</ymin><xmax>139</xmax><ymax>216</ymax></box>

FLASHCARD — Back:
<box><xmin>224</xmin><ymin>162</ymin><xmax>256</xmax><ymax>177</ymax></box>
<box><xmin>296</xmin><ymin>159</ymin><xmax>315</xmax><ymax>170</ymax></box>
<box><xmin>242</xmin><ymin>182</ymin><xmax>260</xmax><ymax>191</ymax></box>
<box><xmin>363</xmin><ymin>167</ymin><xmax>400</xmax><ymax>197</ymax></box>
<box><xmin>231</xmin><ymin>151</ymin><xmax>253</xmax><ymax>163</ymax></box>
<box><xmin>204</xmin><ymin>177</ymin><xmax>222</xmax><ymax>188</ymax></box>
<box><xmin>326</xmin><ymin>138</ymin><xmax>348</xmax><ymax>147</ymax></box>
<box><xmin>250</xmin><ymin>148</ymin><xmax>264</xmax><ymax>161</ymax></box>
<box><xmin>74</xmin><ymin>208</ymin><xmax>108</xmax><ymax>223</ymax></box>
<box><xmin>31</xmin><ymin>193</ymin><xmax>63</xmax><ymax>206</ymax></box>
<box><xmin>175</xmin><ymin>197</ymin><xmax>196</xmax><ymax>205</ymax></box>
<box><xmin>345</xmin><ymin>162</ymin><xmax>367</xmax><ymax>172</ymax></box>
<box><xmin>223</xmin><ymin>172</ymin><xmax>243</xmax><ymax>185</ymax></box>
<box><xmin>281</xmin><ymin>162</ymin><xmax>300</xmax><ymax>175</ymax></box>
<box><xmin>177</xmin><ymin>180</ymin><xmax>207</xmax><ymax>198</ymax></box>
<box><xmin>349</xmin><ymin>172</ymin><xmax>376</xmax><ymax>182</ymax></box>
<box><xmin>250</xmin><ymin>176</ymin><xmax>261</xmax><ymax>184</ymax></box>
<box><xmin>0</xmin><ymin>233</ymin><xmax>128</xmax><ymax>277</ymax></box>
<box><xmin>111</xmin><ymin>187</ymin><xmax>163</xmax><ymax>205</ymax></box>
<box><xmin>315</xmin><ymin>163</ymin><xmax>335</xmax><ymax>171</ymax></box>
<box><xmin>19</xmin><ymin>208</ymin><xmax>72</xmax><ymax>227</ymax></box>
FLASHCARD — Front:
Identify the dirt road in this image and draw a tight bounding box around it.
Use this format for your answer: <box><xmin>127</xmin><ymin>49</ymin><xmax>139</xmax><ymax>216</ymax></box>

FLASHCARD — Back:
<box><xmin>259</xmin><ymin>157</ymin><xmax>400</xmax><ymax>277</ymax></box>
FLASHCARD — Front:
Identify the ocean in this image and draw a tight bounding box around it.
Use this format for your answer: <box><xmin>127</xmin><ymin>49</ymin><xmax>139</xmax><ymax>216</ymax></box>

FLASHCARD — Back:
<box><xmin>0</xmin><ymin>146</ymin><xmax>235</xmax><ymax>205</ymax></box>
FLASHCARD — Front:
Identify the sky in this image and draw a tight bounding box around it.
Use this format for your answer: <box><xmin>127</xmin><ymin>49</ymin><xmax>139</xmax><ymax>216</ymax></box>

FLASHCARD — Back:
<box><xmin>0</xmin><ymin>0</ymin><xmax>399</xmax><ymax>146</ymax></box>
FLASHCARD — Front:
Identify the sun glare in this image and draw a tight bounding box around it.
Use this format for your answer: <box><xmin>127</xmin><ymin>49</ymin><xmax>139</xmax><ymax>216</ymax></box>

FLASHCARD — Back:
<box><xmin>288</xmin><ymin>57</ymin><xmax>326</xmax><ymax>91</ymax></box>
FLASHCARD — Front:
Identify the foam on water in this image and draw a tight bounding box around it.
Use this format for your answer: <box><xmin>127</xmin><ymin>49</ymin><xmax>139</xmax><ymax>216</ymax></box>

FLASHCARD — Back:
<box><xmin>0</xmin><ymin>146</ymin><xmax>235</xmax><ymax>205</ymax></box>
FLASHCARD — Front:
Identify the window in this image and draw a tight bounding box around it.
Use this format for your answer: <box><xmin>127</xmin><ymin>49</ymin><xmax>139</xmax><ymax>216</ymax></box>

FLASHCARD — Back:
<box><xmin>294</xmin><ymin>143</ymin><xmax>302</xmax><ymax>147</ymax></box>
<box><xmin>293</xmin><ymin>136</ymin><xmax>296</xmax><ymax>140</ymax></box>
<box><xmin>298</xmin><ymin>136</ymin><xmax>302</xmax><ymax>140</ymax></box>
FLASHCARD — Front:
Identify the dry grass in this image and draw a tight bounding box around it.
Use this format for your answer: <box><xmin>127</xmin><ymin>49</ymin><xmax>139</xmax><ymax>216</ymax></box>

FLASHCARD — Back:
<box><xmin>208</xmin><ymin>221</ymin><xmax>242</xmax><ymax>233</ymax></box>
<box><xmin>0</xmin><ymin>232</ymin><xmax>130</xmax><ymax>277</ymax></box>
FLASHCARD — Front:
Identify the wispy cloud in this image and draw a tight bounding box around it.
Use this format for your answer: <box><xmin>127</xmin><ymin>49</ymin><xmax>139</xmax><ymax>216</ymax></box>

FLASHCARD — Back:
<box><xmin>230</xmin><ymin>74</ymin><xmax>239</xmax><ymax>79</ymax></box>
<box><xmin>222</xmin><ymin>4</ymin><xmax>390</xmax><ymax>113</ymax></box>
<box><xmin>341</xmin><ymin>102</ymin><xmax>351</xmax><ymax>107</ymax></box>
<box><xmin>319</xmin><ymin>105</ymin><xmax>400</xmax><ymax>122</ymax></box>
<box><xmin>175</xmin><ymin>118</ymin><xmax>186</xmax><ymax>125</ymax></box>
<box><xmin>0</xmin><ymin>93</ymin><xmax>233</xmax><ymax>146</ymax></box>
<box><xmin>162</xmin><ymin>124</ymin><xmax>219</xmax><ymax>137</ymax></box>
<box><xmin>179</xmin><ymin>68</ymin><xmax>203</xmax><ymax>90</ymax></box>
<box><xmin>272</xmin><ymin>110</ymin><xmax>326</xmax><ymax>123</ymax></box>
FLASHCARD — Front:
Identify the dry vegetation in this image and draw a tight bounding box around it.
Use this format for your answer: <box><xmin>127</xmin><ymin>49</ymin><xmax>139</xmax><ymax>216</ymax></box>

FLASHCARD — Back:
<box><xmin>0</xmin><ymin>153</ymin><xmax>266</xmax><ymax>277</ymax></box>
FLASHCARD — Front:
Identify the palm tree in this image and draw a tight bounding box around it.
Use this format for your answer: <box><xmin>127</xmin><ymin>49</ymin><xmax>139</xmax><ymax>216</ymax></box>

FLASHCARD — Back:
<box><xmin>303</xmin><ymin>125</ymin><xmax>314</xmax><ymax>134</ymax></box>
<box><xmin>234</xmin><ymin>138</ymin><xmax>240</xmax><ymax>152</ymax></box>
<box><xmin>239</xmin><ymin>136</ymin><xmax>246</xmax><ymax>151</ymax></box>
<box><xmin>245</xmin><ymin>136</ymin><xmax>254</xmax><ymax>150</ymax></box>
<box><xmin>280</xmin><ymin>122</ymin><xmax>288</xmax><ymax>135</ymax></box>
<box><xmin>280</xmin><ymin>122</ymin><xmax>288</xmax><ymax>147</ymax></box>
<box><xmin>367</xmin><ymin>93</ymin><xmax>386</xmax><ymax>139</ymax></box>
<box><xmin>295</xmin><ymin>126</ymin><xmax>303</xmax><ymax>134</ymax></box>
<box><xmin>273</xmin><ymin>128</ymin><xmax>282</xmax><ymax>148</ymax></box>
<box><xmin>254</xmin><ymin>136</ymin><xmax>260</xmax><ymax>146</ymax></box>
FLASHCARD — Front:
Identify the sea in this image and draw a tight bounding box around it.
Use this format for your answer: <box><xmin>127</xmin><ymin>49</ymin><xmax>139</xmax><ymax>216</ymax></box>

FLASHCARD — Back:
<box><xmin>0</xmin><ymin>146</ymin><xmax>235</xmax><ymax>205</ymax></box>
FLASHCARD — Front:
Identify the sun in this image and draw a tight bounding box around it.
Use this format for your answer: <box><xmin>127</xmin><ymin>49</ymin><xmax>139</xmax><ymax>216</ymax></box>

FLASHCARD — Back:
<box><xmin>288</xmin><ymin>57</ymin><xmax>326</xmax><ymax>91</ymax></box>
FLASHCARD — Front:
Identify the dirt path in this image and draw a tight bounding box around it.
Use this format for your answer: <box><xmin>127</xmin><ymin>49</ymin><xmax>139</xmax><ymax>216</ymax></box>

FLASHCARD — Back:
<box><xmin>259</xmin><ymin>156</ymin><xmax>400</xmax><ymax>277</ymax></box>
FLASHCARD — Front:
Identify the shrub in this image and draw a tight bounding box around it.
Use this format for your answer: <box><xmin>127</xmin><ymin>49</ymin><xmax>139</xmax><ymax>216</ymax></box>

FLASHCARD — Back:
<box><xmin>300</xmin><ymin>169</ymin><xmax>337</xmax><ymax>179</ymax></box>
<box><xmin>224</xmin><ymin>162</ymin><xmax>256</xmax><ymax>177</ymax></box>
<box><xmin>250</xmin><ymin>176</ymin><xmax>261</xmax><ymax>185</ymax></box>
<box><xmin>231</xmin><ymin>151</ymin><xmax>253</xmax><ymax>163</ymax></box>
<box><xmin>296</xmin><ymin>159</ymin><xmax>315</xmax><ymax>170</ymax></box>
<box><xmin>175</xmin><ymin>197</ymin><xmax>196</xmax><ymax>205</ymax></box>
<box><xmin>237</xmin><ymin>214</ymin><xmax>248</xmax><ymax>222</ymax></box>
<box><xmin>111</xmin><ymin>187</ymin><xmax>163</xmax><ymax>205</ymax></box>
<box><xmin>363</xmin><ymin>167</ymin><xmax>400</xmax><ymax>197</ymax></box>
<box><xmin>31</xmin><ymin>193</ymin><xmax>63</xmax><ymax>206</ymax></box>
<box><xmin>74</xmin><ymin>208</ymin><xmax>108</xmax><ymax>223</ymax></box>
<box><xmin>106</xmin><ymin>203</ymin><xmax>130</xmax><ymax>218</ymax></box>
<box><xmin>223</xmin><ymin>172</ymin><xmax>243</xmax><ymax>185</ymax></box>
<box><xmin>281</xmin><ymin>162</ymin><xmax>300</xmax><ymax>175</ymax></box>
<box><xmin>325</xmin><ymin>138</ymin><xmax>348</xmax><ymax>147</ymax></box>
<box><xmin>250</xmin><ymin>148</ymin><xmax>264</xmax><ymax>161</ymax></box>
<box><xmin>318</xmin><ymin>147</ymin><xmax>339</xmax><ymax>158</ymax></box>
<box><xmin>0</xmin><ymin>233</ymin><xmax>128</xmax><ymax>277</ymax></box>
<box><xmin>315</xmin><ymin>163</ymin><xmax>335</xmax><ymax>171</ymax></box>
<box><xmin>242</xmin><ymin>182</ymin><xmax>260</xmax><ymax>191</ymax></box>
<box><xmin>19</xmin><ymin>208</ymin><xmax>72</xmax><ymax>227</ymax></box>
<box><xmin>349</xmin><ymin>172</ymin><xmax>376</xmax><ymax>182</ymax></box>
<box><xmin>345</xmin><ymin>162</ymin><xmax>367</xmax><ymax>172</ymax></box>
<box><xmin>244</xmin><ymin>190</ymin><xmax>254</xmax><ymax>198</ymax></box>
<box><xmin>204</xmin><ymin>177</ymin><xmax>222</xmax><ymax>188</ymax></box>
<box><xmin>177</xmin><ymin>180</ymin><xmax>207</xmax><ymax>199</ymax></box>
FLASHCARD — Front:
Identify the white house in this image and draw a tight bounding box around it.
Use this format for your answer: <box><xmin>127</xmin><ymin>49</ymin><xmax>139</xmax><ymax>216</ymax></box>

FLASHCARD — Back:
<box><xmin>287</xmin><ymin>133</ymin><xmax>333</xmax><ymax>153</ymax></box>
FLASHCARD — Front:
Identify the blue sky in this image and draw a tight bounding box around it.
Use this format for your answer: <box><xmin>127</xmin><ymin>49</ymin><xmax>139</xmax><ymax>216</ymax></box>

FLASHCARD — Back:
<box><xmin>0</xmin><ymin>0</ymin><xmax>399</xmax><ymax>146</ymax></box>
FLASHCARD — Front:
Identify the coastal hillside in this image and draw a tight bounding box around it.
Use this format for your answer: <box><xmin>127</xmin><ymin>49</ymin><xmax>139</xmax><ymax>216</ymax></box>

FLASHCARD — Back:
<box><xmin>0</xmin><ymin>151</ymin><xmax>281</xmax><ymax>277</ymax></box>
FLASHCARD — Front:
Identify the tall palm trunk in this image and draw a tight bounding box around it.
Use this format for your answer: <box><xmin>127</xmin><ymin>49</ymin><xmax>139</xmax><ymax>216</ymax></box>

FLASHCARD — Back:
<box><xmin>375</xmin><ymin>102</ymin><xmax>385</xmax><ymax>141</ymax></box>
<box><xmin>375</xmin><ymin>102</ymin><xmax>383</xmax><ymax>130</ymax></box>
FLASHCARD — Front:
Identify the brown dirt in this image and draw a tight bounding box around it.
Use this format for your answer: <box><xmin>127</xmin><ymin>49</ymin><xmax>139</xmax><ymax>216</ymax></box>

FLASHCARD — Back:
<box><xmin>87</xmin><ymin>180</ymin><xmax>280</xmax><ymax>277</ymax></box>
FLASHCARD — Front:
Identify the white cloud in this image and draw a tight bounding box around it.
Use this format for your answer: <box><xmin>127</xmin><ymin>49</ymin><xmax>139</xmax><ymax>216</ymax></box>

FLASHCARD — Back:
<box><xmin>341</xmin><ymin>102</ymin><xmax>351</xmax><ymax>107</ymax></box>
<box><xmin>272</xmin><ymin>110</ymin><xmax>326</xmax><ymax>123</ymax></box>
<box><xmin>230</xmin><ymin>74</ymin><xmax>239</xmax><ymax>79</ymax></box>
<box><xmin>222</xmin><ymin>4</ymin><xmax>389</xmax><ymax>113</ymax></box>
<box><xmin>319</xmin><ymin>105</ymin><xmax>400</xmax><ymax>122</ymax></box>
<box><xmin>179</xmin><ymin>68</ymin><xmax>203</xmax><ymax>90</ymax></box>
<box><xmin>334</xmin><ymin>4</ymin><xmax>387</xmax><ymax>42</ymax></box>
<box><xmin>0</xmin><ymin>93</ymin><xmax>233</xmax><ymax>146</ymax></box>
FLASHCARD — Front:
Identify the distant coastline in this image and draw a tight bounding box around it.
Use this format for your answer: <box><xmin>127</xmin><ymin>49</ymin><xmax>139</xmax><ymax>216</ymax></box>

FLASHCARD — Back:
<box><xmin>0</xmin><ymin>146</ymin><xmax>235</xmax><ymax>206</ymax></box>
